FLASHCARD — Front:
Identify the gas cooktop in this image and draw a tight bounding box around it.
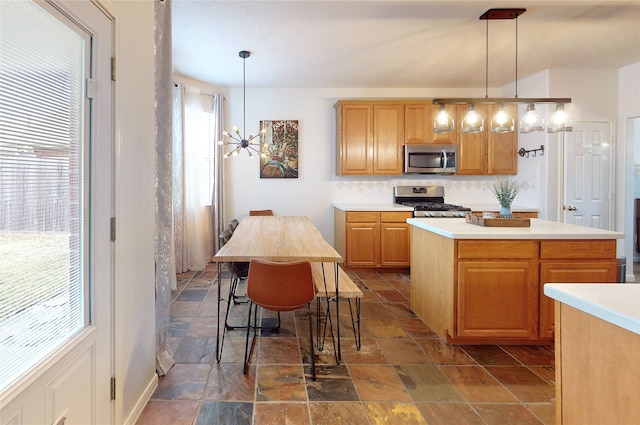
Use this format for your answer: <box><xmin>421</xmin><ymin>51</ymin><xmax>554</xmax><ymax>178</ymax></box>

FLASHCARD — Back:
<box><xmin>394</xmin><ymin>186</ymin><xmax>471</xmax><ymax>218</ymax></box>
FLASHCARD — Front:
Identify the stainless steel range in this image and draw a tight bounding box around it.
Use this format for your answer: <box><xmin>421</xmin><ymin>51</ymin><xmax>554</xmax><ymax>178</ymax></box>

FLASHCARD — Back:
<box><xmin>394</xmin><ymin>186</ymin><xmax>471</xmax><ymax>218</ymax></box>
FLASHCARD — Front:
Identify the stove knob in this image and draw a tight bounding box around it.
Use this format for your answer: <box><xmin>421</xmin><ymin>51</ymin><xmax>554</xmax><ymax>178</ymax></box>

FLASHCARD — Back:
<box><xmin>430</xmin><ymin>212</ymin><xmax>435</xmax><ymax>217</ymax></box>
<box><xmin>441</xmin><ymin>212</ymin><xmax>447</xmax><ymax>217</ymax></box>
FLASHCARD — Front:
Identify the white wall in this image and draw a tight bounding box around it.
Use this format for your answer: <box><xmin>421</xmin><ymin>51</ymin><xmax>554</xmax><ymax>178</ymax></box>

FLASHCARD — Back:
<box><xmin>105</xmin><ymin>1</ymin><xmax>157</xmax><ymax>423</ymax></box>
<box><xmin>222</xmin><ymin>66</ymin><xmax>636</xmax><ymax>262</ymax></box>
<box><xmin>223</xmin><ymin>86</ymin><xmax>548</xmax><ymax>243</ymax></box>
<box><xmin>619</xmin><ymin>62</ymin><xmax>640</xmax><ymax>275</ymax></box>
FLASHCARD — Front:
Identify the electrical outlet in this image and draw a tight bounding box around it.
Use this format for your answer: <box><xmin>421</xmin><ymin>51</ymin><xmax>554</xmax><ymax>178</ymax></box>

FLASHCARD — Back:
<box><xmin>357</xmin><ymin>183</ymin><xmax>364</xmax><ymax>193</ymax></box>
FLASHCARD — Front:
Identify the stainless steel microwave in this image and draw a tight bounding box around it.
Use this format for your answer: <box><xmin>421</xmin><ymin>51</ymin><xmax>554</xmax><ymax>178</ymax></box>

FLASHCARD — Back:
<box><xmin>404</xmin><ymin>145</ymin><xmax>457</xmax><ymax>174</ymax></box>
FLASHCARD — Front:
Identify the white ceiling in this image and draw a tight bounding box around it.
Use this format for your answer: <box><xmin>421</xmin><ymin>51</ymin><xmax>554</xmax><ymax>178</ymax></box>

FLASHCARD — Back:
<box><xmin>171</xmin><ymin>0</ymin><xmax>640</xmax><ymax>89</ymax></box>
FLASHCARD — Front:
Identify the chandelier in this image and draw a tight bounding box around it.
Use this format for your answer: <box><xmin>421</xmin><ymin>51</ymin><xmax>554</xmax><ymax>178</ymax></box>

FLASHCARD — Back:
<box><xmin>218</xmin><ymin>50</ymin><xmax>266</xmax><ymax>158</ymax></box>
<box><xmin>433</xmin><ymin>8</ymin><xmax>572</xmax><ymax>134</ymax></box>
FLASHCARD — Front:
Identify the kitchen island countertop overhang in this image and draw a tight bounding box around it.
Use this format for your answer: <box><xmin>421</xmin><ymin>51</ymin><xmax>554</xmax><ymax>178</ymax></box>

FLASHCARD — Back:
<box><xmin>407</xmin><ymin>217</ymin><xmax>624</xmax><ymax>240</ymax></box>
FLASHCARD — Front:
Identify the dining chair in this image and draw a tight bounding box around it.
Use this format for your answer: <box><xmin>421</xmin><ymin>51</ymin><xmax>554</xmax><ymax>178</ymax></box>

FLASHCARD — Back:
<box><xmin>229</xmin><ymin>218</ymin><xmax>239</xmax><ymax>233</ymax></box>
<box><xmin>243</xmin><ymin>259</ymin><xmax>317</xmax><ymax>380</ymax></box>
<box><xmin>249</xmin><ymin>209</ymin><xmax>273</xmax><ymax>216</ymax></box>
<box><xmin>218</xmin><ymin>230</ymin><xmax>250</xmax><ymax>329</ymax></box>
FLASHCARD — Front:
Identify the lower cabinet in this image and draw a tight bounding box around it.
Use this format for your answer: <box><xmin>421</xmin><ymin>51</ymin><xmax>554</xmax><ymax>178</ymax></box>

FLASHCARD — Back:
<box><xmin>411</xmin><ymin>233</ymin><xmax>618</xmax><ymax>344</ymax></box>
<box><xmin>335</xmin><ymin>209</ymin><xmax>412</xmax><ymax>268</ymax></box>
<box><xmin>539</xmin><ymin>240</ymin><xmax>617</xmax><ymax>338</ymax></box>
<box><xmin>456</xmin><ymin>241</ymin><xmax>539</xmax><ymax>339</ymax></box>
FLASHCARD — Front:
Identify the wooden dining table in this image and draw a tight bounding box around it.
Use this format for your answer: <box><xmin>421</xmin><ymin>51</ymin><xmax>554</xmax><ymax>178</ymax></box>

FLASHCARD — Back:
<box><xmin>212</xmin><ymin>216</ymin><xmax>344</xmax><ymax>362</ymax></box>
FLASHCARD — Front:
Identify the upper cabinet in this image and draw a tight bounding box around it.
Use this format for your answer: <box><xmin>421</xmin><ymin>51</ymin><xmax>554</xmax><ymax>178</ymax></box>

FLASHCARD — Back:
<box><xmin>404</xmin><ymin>103</ymin><xmax>456</xmax><ymax>145</ymax></box>
<box><xmin>456</xmin><ymin>103</ymin><xmax>518</xmax><ymax>175</ymax></box>
<box><xmin>335</xmin><ymin>99</ymin><xmax>517</xmax><ymax>176</ymax></box>
<box><xmin>335</xmin><ymin>100</ymin><xmax>404</xmax><ymax>176</ymax></box>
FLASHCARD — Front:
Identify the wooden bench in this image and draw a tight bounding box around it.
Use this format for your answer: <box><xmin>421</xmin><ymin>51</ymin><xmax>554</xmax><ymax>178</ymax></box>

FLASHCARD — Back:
<box><xmin>310</xmin><ymin>262</ymin><xmax>362</xmax><ymax>352</ymax></box>
<box><xmin>311</xmin><ymin>262</ymin><xmax>362</xmax><ymax>299</ymax></box>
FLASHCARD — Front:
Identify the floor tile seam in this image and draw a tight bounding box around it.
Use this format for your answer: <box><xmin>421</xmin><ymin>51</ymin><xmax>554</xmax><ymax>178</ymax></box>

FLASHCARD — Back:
<box><xmin>474</xmin><ymin>362</ymin><xmax>535</xmax><ymax>405</ymax></box>
<box><xmin>480</xmin><ymin>362</ymin><xmax>555</xmax><ymax>392</ymax></box>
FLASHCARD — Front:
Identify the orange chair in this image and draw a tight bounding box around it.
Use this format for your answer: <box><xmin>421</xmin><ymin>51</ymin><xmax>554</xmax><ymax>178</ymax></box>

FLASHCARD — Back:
<box><xmin>249</xmin><ymin>209</ymin><xmax>273</xmax><ymax>216</ymax></box>
<box><xmin>243</xmin><ymin>259</ymin><xmax>317</xmax><ymax>380</ymax></box>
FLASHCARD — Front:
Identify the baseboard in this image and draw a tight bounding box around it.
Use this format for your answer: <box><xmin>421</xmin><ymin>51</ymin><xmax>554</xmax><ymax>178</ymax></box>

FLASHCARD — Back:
<box><xmin>123</xmin><ymin>373</ymin><xmax>158</xmax><ymax>425</ymax></box>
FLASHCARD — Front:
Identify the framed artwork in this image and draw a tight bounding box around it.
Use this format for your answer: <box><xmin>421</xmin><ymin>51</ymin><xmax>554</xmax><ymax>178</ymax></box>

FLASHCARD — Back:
<box><xmin>259</xmin><ymin>120</ymin><xmax>298</xmax><ymax>178</ymax></box>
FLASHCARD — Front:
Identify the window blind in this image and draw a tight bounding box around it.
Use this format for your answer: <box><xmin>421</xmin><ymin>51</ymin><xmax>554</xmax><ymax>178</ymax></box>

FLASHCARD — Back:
<box><xmin>0</xmin><ymin>0</ymin><xmax>88</xmax><ymax>392</ymax></box>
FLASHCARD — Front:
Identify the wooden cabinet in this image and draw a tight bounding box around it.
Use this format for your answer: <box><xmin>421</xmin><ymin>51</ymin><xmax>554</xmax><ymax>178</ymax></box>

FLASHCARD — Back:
<box><xmin>335</xmin><ymin>209</ymin><xmax>412</xmax><ymax>268</ymax></box>
<box><xmin>404</xmin><ymin>103</ymin><xmax>456</xmax><ymax>145</ymax></box>
<box><xmin>335</xmin><ymin>101</ymin><xmax>403</xmax><ymax>176</ymax></box>
<box><xmin>539</xmin><ymin>241</ymin><xmax>617</xmax><ymax>338</ymax></box>
<box><xmin>456</xmin><ymin>241</ymin><xmax>539</xmax><ymax>339</ymax></box>
<box><xmin>336</xmin><ymin>99</ymin><xmax>517</xmax><ymax>176</ymax></box>
<box><xmin>456</xmin><ymin>103</ymin><xmax>518</xmax><ymax>175</ymax></box>
<box><xmin>411</xmin><ymin>228</ymin><xmax>618</xmax><ymax>344</ymax></box>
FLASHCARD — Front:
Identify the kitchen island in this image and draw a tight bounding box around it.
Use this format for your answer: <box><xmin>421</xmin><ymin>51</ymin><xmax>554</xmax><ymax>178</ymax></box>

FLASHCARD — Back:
<box><xmin>408</xmin><ymin>217</ymin><xmax>624</xmax><ymax>344</ymax></box>
<box><xmin>544</xmin><ymin>284</ymin><xmax>639</xmax><ymax>425</ymax></box>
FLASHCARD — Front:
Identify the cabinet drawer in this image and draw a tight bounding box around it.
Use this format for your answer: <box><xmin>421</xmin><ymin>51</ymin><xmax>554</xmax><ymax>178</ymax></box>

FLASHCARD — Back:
<box><xmin>457</xmin><ymin>241</ymin><xmax>538</xmax><ymax>259</ymax></box>
<box><xmin>381</xmin><ymin>211</ymin><xmax>412</xmax><ymax>223</ymax></box>
<box><xmin>540</xmin><ymin>240</ymin><xmax>616</xmax><ymax>259</ymax></box>
<box><xmin>346</xmin><ymin>211</ymin><xmax>379</xmax><ymax>223</ymax></box>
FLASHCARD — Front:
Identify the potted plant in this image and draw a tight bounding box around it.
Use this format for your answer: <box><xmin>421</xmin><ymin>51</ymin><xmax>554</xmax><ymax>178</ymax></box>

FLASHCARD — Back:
<box><xmin>491</xmin><ymin>177</ymin><xmax>523</xmax><ymax>218</ymax></box>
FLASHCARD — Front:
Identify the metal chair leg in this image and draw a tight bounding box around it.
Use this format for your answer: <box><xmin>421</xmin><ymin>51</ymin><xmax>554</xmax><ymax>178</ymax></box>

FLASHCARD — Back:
<box><xmin>307</xmin><ymin>303</ymin><xmax>316</xmax><ymax>381</ymax></box>
<box><xmin>243</xmin><ymin>302</ymin><xmax>258</xmax><ymax>374</ymax></box>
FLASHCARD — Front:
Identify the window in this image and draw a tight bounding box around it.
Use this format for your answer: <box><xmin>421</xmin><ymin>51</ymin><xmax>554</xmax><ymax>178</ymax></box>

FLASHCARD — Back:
<box><xmin>0</xmin><ymin>0</ymin><xmax>89</xmax><ymax>391</ymax></box>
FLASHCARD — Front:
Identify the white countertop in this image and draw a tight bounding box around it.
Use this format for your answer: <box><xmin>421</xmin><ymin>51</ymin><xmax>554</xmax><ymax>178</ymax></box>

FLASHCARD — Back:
<box><xmin>334</xmin><ymin>203</ymin><xmax>414</xmax><ymax>212</ymax></box>
<box><xmin>544</xmin><ymin>283</ymin><xmax>640</xmax><ymax>335</ymax></box>
<box><xmin>333</xmin><ymin>203</ymin><xmax>537</xmax><ymax>213</ymax></box>
<box><xmin>407</xmin><ymin>217</ymin><xmax>624</xmax><ymax>240</ymax></box>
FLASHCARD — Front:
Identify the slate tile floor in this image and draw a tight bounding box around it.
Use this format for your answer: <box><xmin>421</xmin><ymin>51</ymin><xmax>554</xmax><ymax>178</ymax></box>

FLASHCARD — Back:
<box><xmin>136</xmin><ymin>263</ymin><xmax>555</xmax><ymax>425</ymax></box>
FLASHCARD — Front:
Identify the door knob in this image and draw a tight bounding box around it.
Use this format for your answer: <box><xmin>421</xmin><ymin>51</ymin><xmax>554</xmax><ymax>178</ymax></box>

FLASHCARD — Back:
<box><xmin>564</xmin><ymin>205</ymin><xmax>577</xmax><ymax>211</ymax></box>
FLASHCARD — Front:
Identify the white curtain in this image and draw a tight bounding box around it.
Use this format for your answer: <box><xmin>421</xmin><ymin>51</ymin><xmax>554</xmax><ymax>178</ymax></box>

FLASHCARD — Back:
<box><xmin>211</xmin><ymin>93</ymin><xmax>225</xmax><ymax>254</ymax></box>
<box><xmin>182</xmin><ymin>87</ymin><xmax>208</xmax><ymax>271</ymax></box>
<box><xmin>173</xmin><ymin>84</ymin><xmax>222</xmax><ymax>274</ymax></box>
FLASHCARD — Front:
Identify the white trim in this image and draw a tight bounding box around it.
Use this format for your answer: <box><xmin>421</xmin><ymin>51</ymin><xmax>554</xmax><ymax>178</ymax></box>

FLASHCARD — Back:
<box><xmin>122</xmin><ymin>373</ymin><xmax>158</xmax><ymax>425</ymax></box>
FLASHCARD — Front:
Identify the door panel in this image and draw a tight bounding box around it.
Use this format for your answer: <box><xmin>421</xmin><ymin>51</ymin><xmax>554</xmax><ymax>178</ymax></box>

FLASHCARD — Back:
<box><xmin>563</xmin><ymin>122</ymin><xmax>612</xmax><ymax>229</ymax></box>
<box><xmin>0</xmin><ymin>1</ymin><xmax>113</xmax><ymax>423</ymax></box>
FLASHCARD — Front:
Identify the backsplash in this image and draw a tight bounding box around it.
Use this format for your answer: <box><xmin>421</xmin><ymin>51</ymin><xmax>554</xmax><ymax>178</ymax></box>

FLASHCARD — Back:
<box><xmin>332</xmin><ymin>173</ymin><xmax>540</xmax><ymax>208</ymax></box>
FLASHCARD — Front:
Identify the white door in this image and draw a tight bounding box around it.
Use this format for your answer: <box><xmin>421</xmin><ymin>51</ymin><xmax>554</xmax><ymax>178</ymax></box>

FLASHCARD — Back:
<box><xmin>563</xmin><ymin>122</ymin><xmax>613</xmax><ymax>229</ymax></box>
<box><xmin>0</xmin><ymin>1</ymin><xmax>113</xmax><ymax>424</ymax></box>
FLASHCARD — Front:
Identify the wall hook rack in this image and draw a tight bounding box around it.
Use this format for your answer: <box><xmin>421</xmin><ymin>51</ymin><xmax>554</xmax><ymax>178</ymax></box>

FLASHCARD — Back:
<box><xmin>518</xmin><ymin>145</ymin><xmax>544</xmax><ymax>158</ymax></box>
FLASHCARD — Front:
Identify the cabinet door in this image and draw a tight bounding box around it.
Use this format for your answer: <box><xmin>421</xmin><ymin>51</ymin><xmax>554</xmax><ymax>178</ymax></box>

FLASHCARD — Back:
<box><xmin>373</xmin><ymin>104</ymin><xmax>404</xmax><ymax>175</ymax></box>
<box><xmin>404</xmin><ymin>103</ymin><xmax>431</xmax><ymax>144</ymax></box>
<box><xmin>456</xmin><ymin>104</ymin><xmax>488</xmax><ymax>175</ymax></box>
<box><xmin>337</xmin><ymin>104</ymin><xmax>373</xmax><ymax>175</ymax></box>
<box><xmin>539</xmin><ymin>261</ymin><xmax>617</xmax><ymax>338</ymax></box>
<box><xmin>488</xmin><ymin>103</ymin><xmax>518</xmax><ymax>175</ymax></box>
<box><xmin>430</xmin><ymin>104</ymin><xmax>457</xmax><ymax>145</ymax></box>
<box><xmin>346</xmin><ymin>222</ymin><xmax>380</xmax><ymax>267</ymax></box>
<box><xmin>380</xmin><ymin>222</ymin><xmax>410</xmax><ymax>266</ymax></box>
<box><xmin>457</xmin><ymin>260</ymin><xmax>539</xmax><ymax>338</ymax></box>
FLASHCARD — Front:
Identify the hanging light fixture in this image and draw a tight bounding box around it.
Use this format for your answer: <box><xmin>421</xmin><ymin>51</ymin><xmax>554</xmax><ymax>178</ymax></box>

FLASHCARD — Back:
<box><xmin>547</xmin><ymin>103</ymin><xmax>573</xmax><ymax>133</ymax></box>
<box><xmin>520</xmin><ymin>103</ymin><xmax>545</xmax><ymax>133</ymax></box>
<box><xmin>218</xmin><ymin>50</ymin><xmax>265</xmax><ymax>158</ymax></box>
<box><xmin>491</xmin><ymin>103</ymin><xmax>515</xmax><ymax>133</ymax></box>
<box><xmin>433</xmin><ymin>8</ymin><xmax>572</xmax><ymax>134</ymax></box>
<box><xmin>434</xmin><ymin>104</ymin><xmax>455</xmax><ymax>133</ymax></box>
<box><xmin>461</xmin><ymin>104</ymin><xmax>484</xmax><ymax>133</ymax></box>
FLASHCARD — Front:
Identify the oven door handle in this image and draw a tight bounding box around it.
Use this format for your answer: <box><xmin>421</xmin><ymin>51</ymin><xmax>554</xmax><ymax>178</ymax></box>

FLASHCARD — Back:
<box><xmin>441</xmin><ymin>149</ymin><xmax>448</xmax><ymax>172</ymax></box>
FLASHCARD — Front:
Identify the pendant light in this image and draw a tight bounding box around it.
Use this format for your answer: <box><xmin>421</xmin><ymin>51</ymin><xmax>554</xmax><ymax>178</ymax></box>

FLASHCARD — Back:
<box><xmin>433</xmin><ymin>9</ymin><xmax>572</xmax><ymax>134</ymax></box>
<box><xmin>434</xmin><ymin>104</ymin><xmax>455</xmax><ymax>133</ymax></box>
<box><xmin>547</xmin><ymin>103</ymin><xmax>573</xmax><ymax>133</ymax></box>
<box><xmin>491</xmin><ymin>103</ymin><xmax>515</xmax><ymax>133</ymax></box>
<box><xmin>218</xmin><ymin>50</ymin><xmax>265</xmax><ymax>158</ymax></box>
<box><xmin>461</xmin><ymin>104</ymin><xmax>484</xmax><ymax>134</ymax></box>
<box><xmin>519</xmin><ymin>103</ymin><xmax>545</xmax><ymax>133</ymax></box>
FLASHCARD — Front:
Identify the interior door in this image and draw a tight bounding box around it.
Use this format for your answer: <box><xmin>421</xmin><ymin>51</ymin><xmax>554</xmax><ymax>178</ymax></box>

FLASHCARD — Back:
<box><xmin>0</xmin><ymin>1</ymin><xmax>113</xmax><ymax>423</ymax></box>
<box><xmin>562</xmin><ymin>122</ymin><xmax>613</xmax><ymax>229</ymax></box>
